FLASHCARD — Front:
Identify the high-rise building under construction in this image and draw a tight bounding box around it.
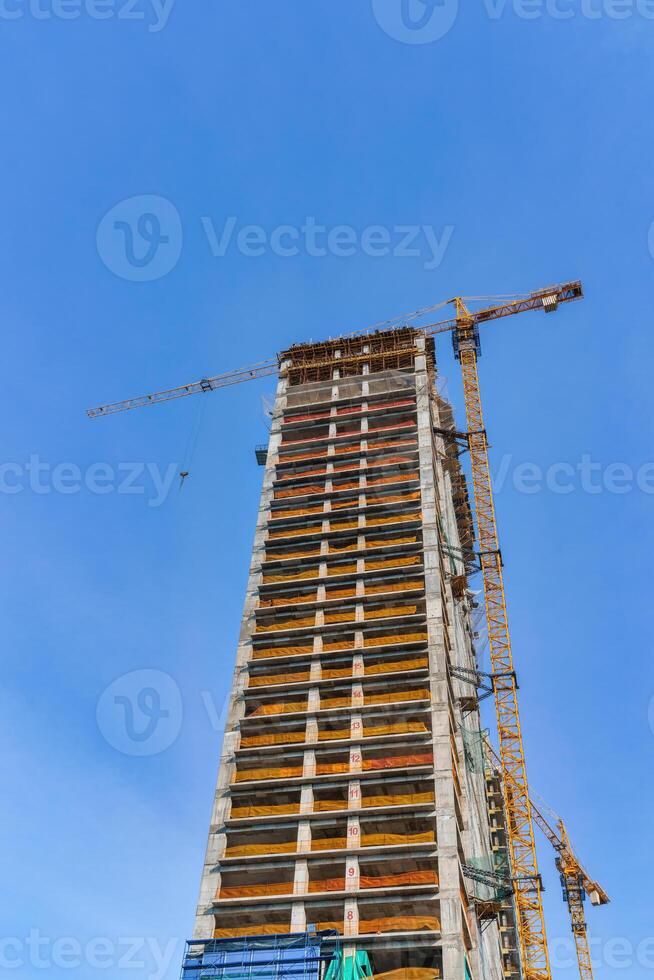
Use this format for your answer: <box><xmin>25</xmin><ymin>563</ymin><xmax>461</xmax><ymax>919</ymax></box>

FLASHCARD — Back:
<box><xmin>189</xmin><ymin>329</ymin><xmax>514</xmax><ymax>980</ymax></box>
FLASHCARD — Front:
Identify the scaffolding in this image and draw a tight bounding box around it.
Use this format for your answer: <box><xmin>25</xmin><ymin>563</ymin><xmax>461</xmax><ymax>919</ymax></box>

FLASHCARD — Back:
<box><xmin>181</xmin><ymin>932</ymin><xmax>341</xmax><ymax>980</ymax></box>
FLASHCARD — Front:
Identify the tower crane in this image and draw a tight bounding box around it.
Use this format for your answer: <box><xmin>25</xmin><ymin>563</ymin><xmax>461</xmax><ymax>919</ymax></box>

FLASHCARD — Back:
<box><xmin>87</xmin><ymin>279</ymin><xmax>585</xmax><ymax>980</ymax></box>
<box><xmin>485</xmin><ymin>741</ymin><xmax>609</xmax><ymax>980</ymax></box>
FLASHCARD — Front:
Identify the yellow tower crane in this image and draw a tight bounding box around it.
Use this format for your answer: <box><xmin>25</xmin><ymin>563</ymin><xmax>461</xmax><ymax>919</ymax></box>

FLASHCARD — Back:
<box><xmin>485</xmin><ymin>741</ymin><xmax>609</xmax><ymax>980</ymax></box>
<box><xmin>87</xmin><ymin>280</ymin><xmax>586</xmax><ymax>980</ymax></box>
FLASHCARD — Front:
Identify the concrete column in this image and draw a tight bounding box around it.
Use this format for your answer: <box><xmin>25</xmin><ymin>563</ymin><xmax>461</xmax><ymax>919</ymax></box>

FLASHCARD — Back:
<box><xmin>345</xmin><ymin>855</ymin><xmax>360</xmax><ymax>893</ymax></box>
<box><xmin>297</xmin><ymin>821</ymin><xmax>311</xmax><ymax>854</ymax></box>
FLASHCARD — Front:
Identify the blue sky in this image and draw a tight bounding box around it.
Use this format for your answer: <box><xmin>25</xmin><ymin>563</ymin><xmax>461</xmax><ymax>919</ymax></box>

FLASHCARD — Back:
<box><xmin>1</xmin><ymin>1</ymin><xmax>653</xmax><ymax>977</ymax></box>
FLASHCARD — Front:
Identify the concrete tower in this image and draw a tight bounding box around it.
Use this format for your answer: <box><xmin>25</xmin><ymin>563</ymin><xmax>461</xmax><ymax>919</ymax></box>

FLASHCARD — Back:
<box><xmin>191</xmin><ymin>329</ymin><xmax>507</xmax><ymax>980</ymax></box>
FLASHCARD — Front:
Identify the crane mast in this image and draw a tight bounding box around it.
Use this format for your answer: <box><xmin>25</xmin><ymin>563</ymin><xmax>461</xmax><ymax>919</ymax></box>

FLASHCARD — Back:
<box><xmin>451</xmin><ymin>286</ymin><xmax>581</xmax><ymax>980</ymax></box>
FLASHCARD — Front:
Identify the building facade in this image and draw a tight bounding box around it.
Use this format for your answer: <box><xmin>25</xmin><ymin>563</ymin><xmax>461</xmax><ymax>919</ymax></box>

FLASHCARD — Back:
<box><xmin>192</xmin><ymin>329</ymin><xmax>507</xmax><ymax>980</ymax></box>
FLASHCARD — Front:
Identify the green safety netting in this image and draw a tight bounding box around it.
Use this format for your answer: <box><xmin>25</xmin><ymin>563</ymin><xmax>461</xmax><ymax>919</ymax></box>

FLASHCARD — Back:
<box><xmin>326</xmin><ymin>951</ymin><xmax>373</xmax><ymax>980</ymax></box>
<box><xmin>460</xmin><ymin>725</ymin><xmax>485</xmax><ymax>774</ymax></box>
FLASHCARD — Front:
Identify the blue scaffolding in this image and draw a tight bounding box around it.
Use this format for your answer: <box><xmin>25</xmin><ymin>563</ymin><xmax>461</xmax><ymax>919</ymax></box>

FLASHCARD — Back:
<box><xmin>181</xmin><ymin>931</ymin><xmax>342</xmax><ymax>980</ymax></box>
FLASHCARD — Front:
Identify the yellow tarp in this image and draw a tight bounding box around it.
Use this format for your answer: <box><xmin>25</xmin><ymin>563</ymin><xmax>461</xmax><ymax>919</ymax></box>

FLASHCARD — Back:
<box><xmin>366</xmin><ymin>535</ymin><xmax>417</xmax><ymax>548</ymax></box>
<box><xmin>230</xmin><ymin>803</ymin><xmax>300</xmax><ymax>818</ymax></box>
<box><xmin>365</xmin><ymin>557</ymin><xmax>420</xmax><ymax>571</ymax></box>
<box><xmin>214</xmin><ymin>925</ymin><xmax>290</xmax><ymax>938</ymax></box>
<box><xmin>364</xmin><ymin>657</ymin><xmax>428</xmax><ymax>675</ymax></box>
<box><xmin>248</xmin><ymin>671</ymin><xmax>311</xmax><ymax>686</ymax></box>
<box><xmin>360</xmin><ymin>870</ymin><xmax>438</xmax><ymax>888</ymax></box>
<box><xmin>269</xmin><ymin>527</ymin><xmax>318</xmax><ymax>540</ymax></box>
<box><xmin>363</xmin><ymin>689</ymin><xmax>430</xmax><ymax>706</ymax></box>
<box><xmin>233</xmin><ymin>765</ymin><xmax>303</xmax><ymax>782</ymax></box>
<box><xmin>240</xmin><ymin>731</ymin><xmax>306</xmax><ymax>747</ymax></box>
<box><xmin>327</xmin><ymin>563</ymin><xmax>357</xmax><ymax>575</ymax></box>
<box><xmin>219</xmin><ymin>882</ymin><xmax>294</xmax><ymax>899</ymax></box>
<box><xmin>358</xmin><ymin>916</ymin><xmax>440</xmax><ymax>934</ymax></box>
<box><xmin>252</xmin><ymin>644</ymin><xmax>313</xmax><ymax>659</ymax></box>
<box><xmin>366</xmin><ymin>581</ymin><xmax>423</xmax><ymax>595</ymax></box>
<box><xmin>363</xmin><ymin>721</ymin><xmax>429</xmax><ymax>737</ymax></box>
<box><xmin>364</xmin><ymin>632</ymin><xmax>428</xmax><ymax>647</ymax></box>
<box><xmin>315</xmin><ymin>761</ymin><xmax>350</xmax><ymax>775</ymax></box>
<box><xmin>363</xmin><ymin>752</ymin><xmax>433</xmax><ymax>771</ymax></box>
<box><xmin>326</xmin><ymin>588</ymin><xmax>357</xmax><ymax>600</ymax></box>
<box><xmin>265</xmin><ymin>548</ymin><xmax>320</xmax><ymax>560</ymax></box>
<box><xmin>255</xmin><ymin>615</ymin><xmax>315</xmax><ymax>632</ymax></box>
<box><xmin>224</xmin><ymin>841</ymin><xmax>297</xmax><ymax>857</ymax></box>
<box><xmin>374</xmin><ymin>969</ymin><xmax>440</xmax><ymax>980</ymax></box>
<box><xmin>363</xmin><ymin>792</ymin><xmax>434</xmax><ymax>808</ymax></box>
<box><xmin>249</xmin><ymin>702</ymin><xmax>307</xmax><ymax>716</ymax></box>
<box><xmin>362</xmin><ymin>831</ymin><xmax>435</xmax><ymax>846</ymax></box>
<box><xmin>365</xmin><ymin>606</ymin><xmax>418</xmax><ymax>620</ymax></box>
<box><xmin>330</xmin><ymin>520</ymin><xmax>359</xmax><ymax>530</ymax></box>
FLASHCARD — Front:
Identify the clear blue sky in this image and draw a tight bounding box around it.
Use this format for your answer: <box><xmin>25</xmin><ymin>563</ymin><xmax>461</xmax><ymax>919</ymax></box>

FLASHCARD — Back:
<box><xmin>1</xmin><ymin>2</ymin><xmax>652</xmax><ymax>977</ymax></box>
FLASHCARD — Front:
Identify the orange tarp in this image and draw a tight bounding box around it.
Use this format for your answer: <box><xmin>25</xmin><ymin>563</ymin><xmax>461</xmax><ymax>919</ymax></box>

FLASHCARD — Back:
<box><xmin>364</xmin><ymin>633</ymin><xmax>428</xmax><ymax>647</ymax></box>
<box><xmin>255</xmin><ymin>616</ymin><xmax>315</xmax><ymax>632</ymax></box>
<box><xmin>363</xmin><ymin>721</ymin><xmax>429</xmax><ymax>737</ymax></box>
<box><xmin>274</xmin><ymin>484</ymin><xmax>325</xmax><ymax>499</ymax></box>
<box><xmin>323</xmin><ymin>640</ymin><xmax>354</xmax><ymax>652</ymax></box>
<box><xmin>363</xmin><ymin>792</ymin><xmax>434</xmax><ymax>808</ymax></box>
<box><xmin>365</xmin><ymin>557</ymin><xmax>420</xmax><ymax>571</ymax></box>
<box><xmin>363</xmin><ymin>688</ymin><xmax>430</xmax><ymax>706</ymax></box>
<box><xmin>358</xmin><ymin>916</ymin><xmax>440</xmax><ymax>934</ymax></box>
<box><xmin>315</xmin><ymin>761</ymin><xmax>350</xmax><ymax>775</ymax></box>
<box><xmin>331</xmin><ymin>499</ymin><xmax>359</xmax><ymax>510</ymax></box>
<box><xmin>366</xmin><ymin>581</ymin><xmax>423</xmax><ymax>596</ymax></box>
<box><xmin>214</xmin><ymin>925</ymin><xmax>290</xmax><ymax>939</ymax></box>
<box><xmin>262</xmin><ymin>570</ymin><xmax>318</xmax><ymax>584</ymax></box>
<box><xmin>313</xmin><ymin>800</ymin><xmax>348</xmax><ymax>812</ymax></box>
<box><xmin>366</xmin><ymin>535</ymin><xmax>417</xmax><ymax>548</ymax></box>
<box><xmin>363</xmin><ymin>752</ymin><xmax>433</xmax><ymax>771</ymax></box>
<box><xmin>233</xmin><ymin>765</ymin><xmax>303</xmax><ymax>782</ymax></box>
<box><xmin>364</xmin><ymin>657</ymin><xmax>428</xmax><ymax>675</ymax></box>
<box><xmin>365</xmin><ymin>606</ymin><xmax>417</xmax><ymax>620</ymax></box>
<box><xmin>272</xmin><ymin>507</ymin><xmax>323</xmax><ymax>519</ymax></box>
<box><xmin>265</xmin><ymin>549</ymin><xmax>320</xmax><ymax>560</ymax></box>
<box><xmin>325</xmin><ymin>588</ymin><xmax>357</xmax><ymax>599</ymax></box>
<box><xmin>224</xmin><ymin>841</ymin><xmax>298</xmax><ymax>857</ymax></box>
<box><xmin>311</xmin><ymin>837</ymin><xmax>348</xmax><ymax>851</ymax></box>
<box><xmin>366</xmin><ymin>514</ymin><xmax>420</xmax><ymax>528</ymax></box>
<box><xmin>372</xmin><ymin>492</ymin><xmax>421</xmax><ymax>505</ymax></box>
<box><xmin>269</xmin><ymin>527</ymin><xmax>319</xmax><ymax>540</ymax></box>
<box><xmin>333</xmin><ymin>481</ymin><xmax>360</xmax><ymax>491</ymax></box>
<box><xmin>368</xmin><ymin>473</ymin><xmax>418</xmax><ymax>487</ymax></box>
<box><xmin>327</xmin><ymin>563</ymin><xmax>357</xmax><ymax>575</ymax></box>
<box><xmin>362</xmin><ymin>831</ymin><xmax>435</xmax><ymax>846</ymax></box>
<box><xmin>320</xmin><ymin>696</ymin><xmax>352</xmax><ymax>710</ymax></box>
<box><xmin>325</xmin><ymin>611</ymin><xmax>355</xmax><ymax>624</ymax></box>
<box><xmin>360</xmin><ymin>870</ymin><xmax>438</xmax><ymax>888</ymax></box>
<box><xmin>230</xmin><ymin>803</ymin><xmax>300</xmax><ymax>818</ymax></box>
<box><xmin>219</xmin><ymin>882</ymin><xmax>294</xmax><ymax>899</ymax></box>
<box><xmin>248</xmin><ymin>671</ymin><xmax>310</xmax><ymax>687</ymax></box>
<box><xmin>330</xmin><ymin>520</ymin><xmax>359</xmax><ymax>531</ymax></box>
<box><xmin>258</xmin><ymin>595</ymin><xmax>316</xmax><ymax>608</ymax></box>
<box><xmin>322</xmin><ymin>665</ymin><xmax>355</xmax><ymax>680</ymax></box>
<box><xmin>249</xmin><ymin>702</ymin><xmax>307</xmax><ymax>716</ymax></box>
<box><xmin>240</xmin><ymin>731</ymin><xmax>306</xmax><ymax>747</ymax></box>
<box><xmin>368</xmin><ymin>438</ymin><xmax>417</xmax><ymax>450</ymax></box>
<box><xmin>315</xmin><ymin>921</ymin><xmax>343</xmax><ymax>933</ymax></box>
<box><xmin>308</xmin><ymin>878</ymin><xmax>346</xmax><ymax>893</ymax></box>
<box><xmin>252</xmin><ymin>644</ymin><xmax>313</xmax><ymax>659</ymax></box>
<box><xmin>318</xmin><ymin>728</ymin><xmax>351</xmax><ymax>741</ymax></box>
